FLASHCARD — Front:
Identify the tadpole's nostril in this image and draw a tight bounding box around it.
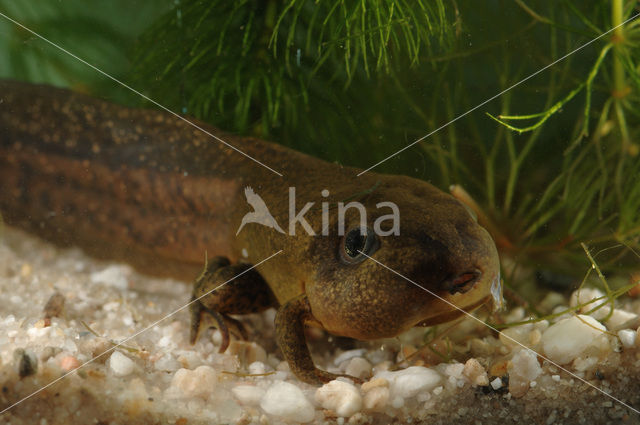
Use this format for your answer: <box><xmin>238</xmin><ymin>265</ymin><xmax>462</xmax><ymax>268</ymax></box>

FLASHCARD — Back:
<box><xmin>445</xmin><ymin>270</ymin><xmax>481</xmax><ymax>295</ymax></box>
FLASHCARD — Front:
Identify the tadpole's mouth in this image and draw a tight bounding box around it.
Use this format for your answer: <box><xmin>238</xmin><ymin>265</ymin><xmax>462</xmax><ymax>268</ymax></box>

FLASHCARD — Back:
<box><xmin>442</xmin><ymin>270</ymin><xmax>481</xmax><ymax>295</ymax></box>
<box><xmin>416</xmin><ymin>294</ymin><xmax>490</xmax><ymax>327</ymax></box>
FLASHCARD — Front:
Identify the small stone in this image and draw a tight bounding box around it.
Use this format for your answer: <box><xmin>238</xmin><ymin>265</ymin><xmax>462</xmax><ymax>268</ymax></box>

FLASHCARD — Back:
<box><xmin>534</xmin><ymin>320</ymin><xmax>550</xmax><ymax>333</ymax></box>
<box><xmin>376</xmin><ymin>366</ymin><xmax>441</xmax><ymax>399</ymax></box>
<box><xmin>470</xmin><ymin>338</ymin><xmax>493</xmax><ymax>357</ymax></box>
<box><xmin>109</xmin><ymin>351</ymin><xmax>135</xmax><ymax>377</ymax></box>
<box><xmin>363</xmin><ymin>386</ymin><xmax>389</xmax><ymax>412</ymax></box>
<box><xmin>538</xmin><ymin>292</ymin><xmax>565</xmax><ymax>312</ymax></box>
<box><xmin>40</xmin><ymin>346</ymin><xmax>62</xmax><ymax>362</ymax></box>
<box><xmin>552</xmin><ymin>375</ymin><xmax>561</xmax><ymax>382</ymax></box>
<box><xmin>618</xmin><ymin>329</ymin><xmax>636</xmax><ymax>348</ymax></box>
<box><xmin>573</xmin><ymin>356</ymin><xmax>599</xmax><ymax>372</ymax></box>
<box><xmin>361</xmin><ymin>377</ymin><xmax>388</xmax><ymax>392</ymax></box>
<box><xmin>541</xmin><ymin>315</ymin><xmax>609</xmax><ymax>364</ymax></box>
<box><xmin>316</xmin><ymin>380</ymin><xmax>362</xmax><ymax>417</ymax></box>
<box><xmin>60</xmin><ymin>356</ymin><xmax>80</xmax><ymax>372</ymax></box>
<box><xmin>440</xmin><ymin>362</ymin><xmax>464</xmax><ymax>380</ymax></box>
<box><xmin>15</xmin><ymin>349</ymin><xmax>37</xmax><ymax>377</ymax></box>
<box><xmin>20</xmin><ymin>263</ymin><xmax>32</xmax><ymax>277</ymax></box>
<box><xmin>345</xmin><ymin>357</ymin><xmax>372</xmax><ymax>379</ymax></box>
<box><xmin>333</xmin><ymin>349</ymin><xmax>368</xmax><ymax>366</ymax></box>
<box><xmin>347</xmin><ymin>412</ymin><xmax>369</xmax><ymax>425</ymax></box>
<box><xmin>508</xmin><ymin>349</ymin><xmax>542</xmax><ymax>397</ymax></box>
<box><xmin>462</xmin><ymin>358</ymin><xmax>489</xmax><ymax>387</ymax></box>
<box><xmin>490</xmin><ymin>377</ymin><xmax>502</xmax><ymax>390</ymax></box>
<box><xmin>500</xmin><ymin>324</ymin><xmax>533</xmax><ymax>348</ymax></box>
<box><xmin>510</xmin><ymin>349</ymin><xmax>542</xmax><ymax>381</ymax></box>
<box><xmin>232</xmin><ymin>385</ymin><xmax>265</xmax><ymax>406</ymax></box>
<box><xmin>260</xmin><ymin>381</ymin><xmax>315</xmax><ymax>423</ymax></box>
<box><xmin>605</xmin><ymin>310</ymin><xmax>639</xmax><ymax>331</ymax></box>
<box><xmin>529</xmin><ymin>329</ymin><xmax>542</xmax><ymax>346</ymax></box>
<box><xmin>170</xmin><ymin>366</ymin><xmax>217</xmax><ymax>399</ymax></box>
<box><xmin>248</xmin><ymin>361</ymin><xmax>268</xmax><ymax>375</ymax></box>
<box><xmin>489</xmin><ymin>360</ymin><xmax>509</xmax><ymax>377</ymax></box>
<box><xmin>504</xmin><ymin>307</ymin><xmax>526</xmax><ymax>322</ymax></box>
<box><xmin>569</xmin><ymin>288</ymin><xmax>605</xmax><ymax>314</ymax></box>
<box><xmin>42</xmin><ymin>292</ymin><xmax>65</xmax><ymax>320</ymax></box>
<box><xmin>551</xmin><ymin>306</ymin><xmax>572</xmax><ymax>322</ymax></box>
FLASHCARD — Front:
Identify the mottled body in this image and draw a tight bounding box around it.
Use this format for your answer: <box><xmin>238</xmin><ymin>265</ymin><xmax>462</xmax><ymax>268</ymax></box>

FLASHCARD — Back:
<box><xmin>0</xmin><ymin>81</ymin><xmax>501</xmax><ymax>383</ymax></box>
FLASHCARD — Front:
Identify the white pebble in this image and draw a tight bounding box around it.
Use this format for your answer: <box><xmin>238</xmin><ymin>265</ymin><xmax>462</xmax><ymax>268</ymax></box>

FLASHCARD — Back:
<box><xmin>345</xmin><ymin>357</ymin><xmax>372</xmax><ymax>379</ymax></box>
<box><xmin>570</xmin><ymin>288</ymin><xmax>604</xmax><ymax>313</ymax></box>
<box><xmin>606</xmin><ymin>310</ymin><xmax>639</xmax><ymax>331</ymax></box>
<box><xmin>333</xmin><ymin>348</ymin><xmax>368</xmax><ymax>366</ymax></box>
<box><xmin>122</xmin><ymin>314</ymin><xmax>134</xmax><ymax>326</ymax></box>
<box><xmin>109</xmin><ymin>351</ymin><xmax>135</xmax><ymax>377</ymax></box>
<box><xmin>463</xmin><ymin>358</ymin><xmax>489</xmax><ymax>387</ymax></box>
<box><xmin>260</xmin><ymin>381</ymin><xmax>315</xmax><ymax>423</ymax></box>
<box><xmin>170</xmin><ymin>366</ymin><xmax>217</xmax><ymax>399</ymax></box>
<box><xmin>504</xmin><ymin>306</ymin><xmax>526</xmax><ymax>322</ymax></box>
<box><xmin>573</xmin><ymin>356</ymin><xmax>599</xmax><ymax>372</ymax></box>
<box><xmin>618</xmin><ymin>329</ymin><xmax>637</xmax><ymax>348</ymax></box>
<box><xmin>551</xmin><ymin>375</ymin><xmax>561</xmax><ymax>382</ymax></box>
<box><xmin>499</xmin><ymin>324</ymin><xmax>533</xmax><ymax>348</ymax></box>
<box><xmin>551</xmin><ymin>306</ymin><xmax>572</xmax><ymax>322</ymax></box>
<box><xmin>157</xmin><ymin>335</ymin><xmax>174</xmax><ymax>349</ymax></box>
<box><xmin>490</xmin><ymin>377</ymin><xmax>502</xmax><ymax>390</ymax></box>
<box><xmin>391</xmin><ymin>396</ymin><xmax>404</xmax><ymax>409</ymax></box>
<box><xmin>315</xmin><ymin>380</ymin><xmax>362</xmax><ymax>417</ymax></box>
<box><xmin>541</xmin><ymin>315</ymin><xmax>609</xmax><ymax>364</ymax></box>
<box><xmin>363</xmin><ymin>387</ymin><xmax>389</xmax><ymax>411</ymax></box>
<box><xmin>508</xmin><ymin>349</ymin><xmax>542</xmax><ymax>397</ymax></box>
<box><xmin>509</xmin><ymin>349</ymin><xmax>542</xmax><ymax>382</ymax></box>
<box><xmin>248</xmin><ymin>361</ymin><xmax>268</xmax><ymax>375</ymax></box>
<box><xmin>232</xmin><ymin>385</ymin><xmax>265</xmax><ymax>406</ymax></box>
<box><xmin>440</xmin><ymin>362</ymin><xmax>464</xmax><ymax>380</ymax></box>
<box><xmin>376</xmin><ymin>366</ymin><xmax>442</xmax><ymax>399</ymax></box>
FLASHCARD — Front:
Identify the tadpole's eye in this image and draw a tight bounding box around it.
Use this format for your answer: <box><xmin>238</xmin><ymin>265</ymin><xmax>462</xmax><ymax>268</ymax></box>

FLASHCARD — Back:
<box><xmin>340</xmin><ymin>226</ymin><xmax>379</xmax><ymax>264</ymax></box>
<box><xmin>445</xmin><ymin>271</ymin><xmax>481</xmax><ymax>295</ymax></box>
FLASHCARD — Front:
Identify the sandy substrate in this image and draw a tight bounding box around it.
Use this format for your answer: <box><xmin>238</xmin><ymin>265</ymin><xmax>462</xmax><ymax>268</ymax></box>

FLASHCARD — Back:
<box><xmin>1</xmin><ymin>226</ymin><xmax>640</xmax><ymax>425</ymax></box>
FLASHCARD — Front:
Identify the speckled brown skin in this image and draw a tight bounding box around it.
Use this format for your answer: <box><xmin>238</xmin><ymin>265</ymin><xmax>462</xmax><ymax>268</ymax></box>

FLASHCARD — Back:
<box><xmin>0</xmin><ymin>80</ymin><xmax>501</xmax><ymax>384</ymax></box>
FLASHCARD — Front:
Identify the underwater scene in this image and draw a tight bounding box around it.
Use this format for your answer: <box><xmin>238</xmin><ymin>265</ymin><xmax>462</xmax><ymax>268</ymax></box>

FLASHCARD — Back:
<box><xmin>1</xmin><ymin>1</ymin><xmax>640</xmax><ymax>424</ymax></box>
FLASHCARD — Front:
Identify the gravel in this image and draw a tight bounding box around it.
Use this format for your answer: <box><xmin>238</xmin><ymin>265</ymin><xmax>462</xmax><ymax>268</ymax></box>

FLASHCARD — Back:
<box><xmin>2</xmin><ymin>227</ymin><xmax>640</xmax><ymax>424</ymax></box>
<box><xmin>315</xmin><ymin>380</ymin><xmax>362</xmax><ymax>417</ymax></box>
